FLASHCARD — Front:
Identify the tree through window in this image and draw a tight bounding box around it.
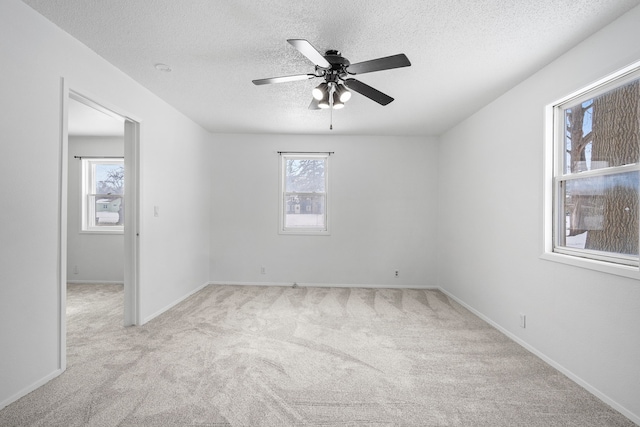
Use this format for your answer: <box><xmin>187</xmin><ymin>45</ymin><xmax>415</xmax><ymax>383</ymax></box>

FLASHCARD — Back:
<box><xmin>553</xmin><ymin>71</ymin><xmax>640</xmax><ymax>265</ymax></box>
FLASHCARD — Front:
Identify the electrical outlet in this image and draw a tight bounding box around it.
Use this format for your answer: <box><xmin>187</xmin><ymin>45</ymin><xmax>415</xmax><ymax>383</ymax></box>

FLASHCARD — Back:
<box><xmin>260</xmin><ymin>266</ymin><xmax>266</xmax><ymax>275</ymax></box>
<box><xmin>395</xmin><ymin>270</ymin><xmax>399</xmax><ymax>278</ymax></box>
<box><xmin>519</xmin><ymin>313</ymin><xmax>526</xmax><ymax>328</ymax></box>
<box><xmin>73</xmin><ymin>265</ymin><xmax>79</xmax><ymax>275</ymax></box>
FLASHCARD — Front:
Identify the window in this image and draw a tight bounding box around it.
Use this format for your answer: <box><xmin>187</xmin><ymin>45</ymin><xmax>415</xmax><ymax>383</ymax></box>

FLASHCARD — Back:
<box><xmin>81</xmin><ymin>158</ymin><xmax>124</xmax><ymax>232</ymax></box>
<box><xmin>548</xmin><ymin>65</ymin><xmax>640</xmax><ymax>268</ymax></box>
<box><xmin>279</xmin><ymin>153</ymin><xmax>329</xmax><ymax>235</ymax></box>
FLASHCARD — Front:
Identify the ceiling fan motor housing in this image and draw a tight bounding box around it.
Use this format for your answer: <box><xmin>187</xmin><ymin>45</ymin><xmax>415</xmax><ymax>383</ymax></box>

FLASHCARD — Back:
<box><xmin>321</xmin><ymin>50</ymin><xmax>350</xmax><ymax>81</ymax></box>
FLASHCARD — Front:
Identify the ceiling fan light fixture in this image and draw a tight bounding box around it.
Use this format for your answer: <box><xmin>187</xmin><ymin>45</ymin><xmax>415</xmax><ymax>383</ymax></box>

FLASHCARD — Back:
<box><xmin>317</xmin><ymin>86</ymin><xmax>330</xmax><ymax>109</ymax></box>
<box><xmin>312</xmin><ymin>83</ymin><xmax>329</xmax><ymax>101</ymax></box>
<box><xmin>332</xmin><ymin>92</ymin><xmax>344</xmax><ymax>109</ymax></box>
<box><xmin>336</xmin><ymin>84</ymin><xmax>351</xmax><ymax>102</ymax></box>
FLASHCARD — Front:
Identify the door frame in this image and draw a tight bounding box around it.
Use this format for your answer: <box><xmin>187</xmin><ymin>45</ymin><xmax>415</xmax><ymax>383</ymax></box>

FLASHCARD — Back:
<box><xmin>58</xmin><ymin>79</ymin><xmax>141</xmax><ymax>371</ymax></box>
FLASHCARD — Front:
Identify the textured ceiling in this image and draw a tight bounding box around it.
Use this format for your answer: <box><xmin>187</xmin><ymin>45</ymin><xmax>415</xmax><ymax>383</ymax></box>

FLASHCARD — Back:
<box><xmin>22</xmin><ymin>0</ymin><xmax>640</xmax><ymax>136</ymax></box>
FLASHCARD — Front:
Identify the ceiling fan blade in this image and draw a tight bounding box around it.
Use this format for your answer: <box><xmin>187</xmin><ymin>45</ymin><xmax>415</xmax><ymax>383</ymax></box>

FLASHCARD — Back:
<box><xmin>347</xmin><ymin>53</ymin><xmax>411</xmax><ymax>75</ymax></box>
<box><xmin>287</xmin><ymin>39</ymin><xmax>331</xmax><ymax>69</ymax></box>
<box><xmin>252</xmin><ymin>74</ymin><xmax>315</xmax><ymax>85</ymax></box>
<box><xmin>308</xmin><ymin>99</ymin><xmax>321</xmax><ymax>110</ymax></box>
<box><xmin>344</xmin><ymin>79</ymin><xmax>394</xmax><ymax>106</ymax></box>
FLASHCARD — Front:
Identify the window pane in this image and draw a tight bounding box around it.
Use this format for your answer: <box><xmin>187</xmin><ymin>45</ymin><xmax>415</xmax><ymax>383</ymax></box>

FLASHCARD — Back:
<box><xmin>562</xmin><ymin>171</ymin><xmax>639</xmax><ymax>256</ymax></box>
<box><xmin>284</xmin><ymin>194</ymin><xmax>325</xmax><ymax>229</ymax></box>
<box><xmin>82</xmin><ymin>158</ymin><xmax>124</xmax><ymax>231</ymax></box>
<box><xmin>95</xmin><ymin>163</ymin><xmax>125</xmax><ymax>195</ymax></box>
<box><xmin>564</xmin><ymin>79</ymin><xmax>640</xmax><ymax>174</ymax></box>
<box><xmin>285</xmin><ymin>159</ymin><xmax>325</xmax><ymax>192</ymax></box>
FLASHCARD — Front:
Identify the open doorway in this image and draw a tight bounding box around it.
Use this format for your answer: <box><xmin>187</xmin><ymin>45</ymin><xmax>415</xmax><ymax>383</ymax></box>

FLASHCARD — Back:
<box><xmin>59</xmin><ymin>85</ymin><xmax>140</xmax><ymax>371</ymax></box>
<box><xmin>67</xmin><ymin>97</ymin><xmax>125</xmax><ymax>284</ymax></box>
<box><xmin>66</xmin><ymin>96</ymin><xmax>126</xmax><ymax>339</ymax></box>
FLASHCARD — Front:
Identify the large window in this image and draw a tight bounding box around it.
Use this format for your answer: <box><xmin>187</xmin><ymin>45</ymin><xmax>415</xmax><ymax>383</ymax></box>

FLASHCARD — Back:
<box><xmin>549</xmin><ymin>66</ymin><xmax>640</xmax><ymax>268</ymax></box>
<box><xmin>279</xmin><ymin>153</ymin><xmax>329</xmax><ymax>235</ymax></box>
<box><xmin>81</xmin><ymin>158</ymin><xmax>125</xmax><ymax>233</ymax></box>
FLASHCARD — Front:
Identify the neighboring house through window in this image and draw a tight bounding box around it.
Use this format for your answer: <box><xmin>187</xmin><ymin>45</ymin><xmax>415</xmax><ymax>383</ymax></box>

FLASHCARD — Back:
<box><xmin>81</xmin><ymin>157</ymin><xmax>124</xmax><ymax>232</ymax></box>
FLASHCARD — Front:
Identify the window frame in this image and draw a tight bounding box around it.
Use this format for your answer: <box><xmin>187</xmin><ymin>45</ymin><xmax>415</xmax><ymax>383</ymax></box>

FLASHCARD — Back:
<box><xmin>543</xmin><ymin>60</ymin><xmax>640</xmax><ymax>279</ymax></box>
<box><xmin>278</xmin><ymin>153</ymin><xmax>330</xmax><ymax>236</ymax></box>
<box><xmin>81</xmin><ymin>157</ymin><xmax>125</xmax><ymax>234</ymax></box>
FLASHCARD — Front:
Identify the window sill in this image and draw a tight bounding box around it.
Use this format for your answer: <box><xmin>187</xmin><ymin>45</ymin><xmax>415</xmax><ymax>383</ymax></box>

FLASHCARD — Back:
<box><xmin>279</xmin><ymin>230</ymin><xmax>330</xmax><ymax>236</ymax></box>
<box><xmin>80</xmin><ymin>229</ymin><xmax>124</xmax><ymax>235</ymax></box>
<box><xmin>540</xmin><ymin>251</ymin><xmax>640</xmax><ymax>280</ymax></box>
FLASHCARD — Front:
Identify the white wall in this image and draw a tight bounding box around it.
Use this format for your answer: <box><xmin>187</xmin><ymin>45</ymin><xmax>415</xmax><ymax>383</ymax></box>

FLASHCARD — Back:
<box><xmin>67</xmin><ymin>136</ymin><xmax>124</xmax><ymax>283</ymax></box>
<box><xmin>437</xmin><ymin>5</ymin><xmax>640</xmax><ymax>423</ymax></box>
<box><xmin>210</xmin><ymin>134</ymin><xmax>438</xmax><ymax>288</ymax></box>
<box><xmin>0</xmin><ymin>0</ymin><xmax>210</xmax><ymax>409</ymax></box>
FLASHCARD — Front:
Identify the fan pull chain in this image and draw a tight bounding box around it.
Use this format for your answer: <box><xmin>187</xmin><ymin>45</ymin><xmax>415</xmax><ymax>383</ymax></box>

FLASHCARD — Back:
<box><xmin>329</xmin><ymin>84</ymin><xmax>334</xmax><ymax>130</ymax></box>
<box><xmin>330</xmin><ymin>106</ymin><xmax>333</xmax><ymax>130</ymax></box>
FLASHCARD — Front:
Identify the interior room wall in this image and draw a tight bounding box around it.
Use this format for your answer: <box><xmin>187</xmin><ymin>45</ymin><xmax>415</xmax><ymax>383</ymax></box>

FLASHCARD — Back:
<box><xmin>0</xmin><ymin>0</ymin><xmax>210</xmax><ymax>409</ymax></box>
<box><xmin>437</xmin><ymin>5</ymin><xmax>640</xmax><ymax>423</ymax></box>
<box><xmin>209</xmin><ymin>133</ymin><xmax>438</xmax><ymax>288</ymax></box>
<box><xmin>67</xmin><ymin>136</ymin><xmax>125</xmax><ymax>284</ymax></box>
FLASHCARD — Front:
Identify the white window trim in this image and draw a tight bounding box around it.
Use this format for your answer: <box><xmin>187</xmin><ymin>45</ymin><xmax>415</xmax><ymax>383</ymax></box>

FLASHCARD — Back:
<box><xmin>279</xmin><ymin>153</ymin><xmax>330</xmax><ymax>236</ymax></box>
<box><xmin>542</xmin><ymin>59</ymin><xmax>640</xmax><ymax>280</ymax></box>
<box><xmin>81</xmin><ymin>157</ymin><xmax>124</xmax><ymax>234</ymax></box>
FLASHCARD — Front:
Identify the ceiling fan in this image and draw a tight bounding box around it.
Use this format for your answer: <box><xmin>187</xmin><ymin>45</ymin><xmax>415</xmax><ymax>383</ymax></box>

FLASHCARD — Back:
<box><xmin>252</xmin><ymin>39</ymin><xmax>411</xmax><ymax>110</ymax></box>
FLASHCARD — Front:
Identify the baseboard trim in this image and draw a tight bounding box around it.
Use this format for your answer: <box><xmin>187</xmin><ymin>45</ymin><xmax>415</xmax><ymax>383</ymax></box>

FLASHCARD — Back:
<box><xmin>0</xmin><ymin>368</ymin><xmax>64</xmax><ymax>411</ymax></box>
<box><xmin>66</xmin><ymin>280</ymin><xmax>124</xmax><ymax>285</ymax></box>
<box><xmin>208</xmin><ymin>281</ymin><xmax>438</xmax><ymax>290</ymax></box>
<box><xmin>438</xmin><ymin>288</ymin><xmax>640</xmax><ymax>426</ymax></box>
<box><xmin>142</xmin><ymin>281</ymin><xmax>209</xmax><ymax>325</ymax></box>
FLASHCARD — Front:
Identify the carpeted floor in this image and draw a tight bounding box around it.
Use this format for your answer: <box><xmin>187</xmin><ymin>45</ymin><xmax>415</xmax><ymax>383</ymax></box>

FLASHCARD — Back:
<box><xmin>0</xmin><ymin>283</ymin><xmax>635</xmax><ymax>426</ymax></box>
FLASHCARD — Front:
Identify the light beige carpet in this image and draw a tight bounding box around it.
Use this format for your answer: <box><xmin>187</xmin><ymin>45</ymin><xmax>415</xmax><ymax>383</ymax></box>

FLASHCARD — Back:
<box><xmin>0</xmin><ymin>284</ymin><xmax>635</xmax><ymax>426</ymax></box>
